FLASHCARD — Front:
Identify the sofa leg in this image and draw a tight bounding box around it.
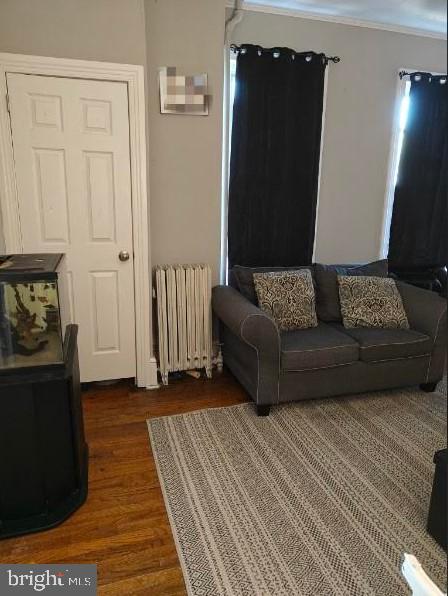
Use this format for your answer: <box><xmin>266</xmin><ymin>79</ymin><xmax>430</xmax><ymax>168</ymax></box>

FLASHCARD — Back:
<box><xmin>420</xmin><ymin>382</ymin><xmax>438</xmax><ymax>393</ymax></box>
<box><xmin>256</xmin><ymin>404</ymin><xmax>271</xmax><ymax>417</ymax></box>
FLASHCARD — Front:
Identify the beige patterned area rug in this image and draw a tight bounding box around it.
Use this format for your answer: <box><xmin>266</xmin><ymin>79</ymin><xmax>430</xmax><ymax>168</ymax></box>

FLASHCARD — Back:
<box><xmin>147</xmin><ymin>384</ymin><xmax>447</xmax><ymax>596</ymax></box>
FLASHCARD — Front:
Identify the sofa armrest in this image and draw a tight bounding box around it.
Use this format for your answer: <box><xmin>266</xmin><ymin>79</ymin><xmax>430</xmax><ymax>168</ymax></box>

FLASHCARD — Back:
<box><xmin>212</xmin><ymin>285</ymin><xmax>281</xmax><ymax>404</ymax></box>
<box><xmin>397</xmin><ymin>282</ymin><xmax>447</xmax><ymax>341</ymax></box>
<box><xmin>397</xmin><ymin>282</ymin><xmax>447</xmax><ymax>383</ymax></box>
<box><xmin>212</xmin><ymin>285</ymin><xmax>280</xmax><ymax>354</ymax></box>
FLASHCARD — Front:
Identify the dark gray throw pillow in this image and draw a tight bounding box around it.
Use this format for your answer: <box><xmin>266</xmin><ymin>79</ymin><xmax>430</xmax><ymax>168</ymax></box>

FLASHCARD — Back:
<box><xmin>232</xmin><ymin>264</ymin><xmax>314</xmax><ymax>304</ymax></box>
<box><xmin>314</xmin><ymin>260</ymin><xmax>388</xmax><ymax>322</ymax></box>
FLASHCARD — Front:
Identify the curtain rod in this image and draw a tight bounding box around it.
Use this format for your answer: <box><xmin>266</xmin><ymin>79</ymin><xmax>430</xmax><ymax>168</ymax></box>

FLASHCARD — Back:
<box><xmin>399</xmin><ymin>70</ymin><xmax>447</xmax><ymax>80</ymax></box>
<box><xmin>230</xmin><ymin>44</ymin><xmax>341</xmax><ymax>64</ymax></box>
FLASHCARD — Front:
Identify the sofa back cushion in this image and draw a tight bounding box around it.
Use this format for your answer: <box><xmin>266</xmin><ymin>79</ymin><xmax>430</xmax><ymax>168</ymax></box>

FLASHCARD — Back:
<box><xmin>232</xmin><ymin>264</ymin><xmax>314</xmax><ymax>304</ymax></box>
<box><xmin>314</xmin><ymin>260</ymin><xmax>388</xmax><ymax>322</ymax></box>
<box><xmin>338</xmin><ymin>275</ymin><xmax>409</xmax><ymax>329</ymax></box>
<box><xmin>253</xmin><ymin>269</ymin><xmax>318</xmax><ymax>331</ymax></box>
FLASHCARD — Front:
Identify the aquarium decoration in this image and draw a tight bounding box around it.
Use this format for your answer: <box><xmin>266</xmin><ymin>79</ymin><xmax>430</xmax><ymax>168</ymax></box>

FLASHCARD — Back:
<box><xmin>0</xmin><ymin>254</ymin><xmax>67</xmax><ymax>371</ymax></box>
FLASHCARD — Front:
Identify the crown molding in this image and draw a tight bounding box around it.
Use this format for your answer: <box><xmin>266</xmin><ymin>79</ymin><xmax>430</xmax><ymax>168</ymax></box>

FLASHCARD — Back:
<box><xmin>226</xmin><ymin>1</ymin><xmax>447</xmax><ymax>40</ymax></box>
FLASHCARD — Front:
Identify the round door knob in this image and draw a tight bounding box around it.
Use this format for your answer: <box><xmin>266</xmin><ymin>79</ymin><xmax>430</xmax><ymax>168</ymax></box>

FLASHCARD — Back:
<box><xmin>119</xmin><ymin>250</ymin><xmax>130</xmax><ymax>262</ymax></box>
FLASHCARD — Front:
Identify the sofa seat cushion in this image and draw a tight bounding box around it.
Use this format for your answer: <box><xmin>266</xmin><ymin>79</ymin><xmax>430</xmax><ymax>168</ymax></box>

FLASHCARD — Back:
<box><xmin>331</xmin><ymin>324</ymin><xmax>432</xmax><ymax>363</ymax></box>
<box><xmin>281</xmin><ymin>322</ymin><xmax>359</xmax><ymax>371</ymax></box>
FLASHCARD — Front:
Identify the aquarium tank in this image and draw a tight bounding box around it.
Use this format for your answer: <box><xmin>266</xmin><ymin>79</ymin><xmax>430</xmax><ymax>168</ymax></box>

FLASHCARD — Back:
<box><xmin>0</xmin><ymin>254</ymin><xmax>68</xmax><ymax>371</ymax></box>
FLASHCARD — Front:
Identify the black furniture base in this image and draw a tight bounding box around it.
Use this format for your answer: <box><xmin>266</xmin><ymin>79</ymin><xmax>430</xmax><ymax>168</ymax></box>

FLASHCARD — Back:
<box><xmin>420</xmin><ymin>382</ymin><xmax>438</xmax><ymax>392</ymax></box>
<box><xmin>0</xmin><ymin>325</ymin><xmax>88</xmax><ymax>539</ymax></box>
<box><xmin>0</xmin><ymin>449</ymin><xmax>88</xmax><ymax>540</ymax></box>
<box><xmin>427</xmin><ymin>449</ymin><xmax>447</xmax><ymax>551</ymax></box>
<box><xmin>256</xmin><ymin>405</ymin><xmax>271</xmax><ymax>417</ymax></box>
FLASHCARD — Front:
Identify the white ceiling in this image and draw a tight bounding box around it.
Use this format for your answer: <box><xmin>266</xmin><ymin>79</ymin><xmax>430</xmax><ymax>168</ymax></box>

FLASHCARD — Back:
<box><xmin>241</xmin><ymin>0</ymin><xmax>447</xmax><ymax>37</ymax></box>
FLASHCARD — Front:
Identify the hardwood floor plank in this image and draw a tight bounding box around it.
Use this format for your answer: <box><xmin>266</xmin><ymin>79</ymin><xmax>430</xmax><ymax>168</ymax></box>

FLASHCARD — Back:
<box><xmin>98</xmin><ymin>567</ymin><xmax>186</xmax><ymax>595</ymax></box>
<box><xmin>0</xmin><ymin>370</ymin><xmax>248</xmax><ymax>593</ymax></box>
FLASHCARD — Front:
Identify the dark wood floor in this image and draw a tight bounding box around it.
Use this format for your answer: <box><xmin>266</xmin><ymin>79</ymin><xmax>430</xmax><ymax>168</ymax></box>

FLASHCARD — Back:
<box><xmin>0</xmin><ymin>370</ymin><xmax>248</xmax><ymax>595</ymax></box>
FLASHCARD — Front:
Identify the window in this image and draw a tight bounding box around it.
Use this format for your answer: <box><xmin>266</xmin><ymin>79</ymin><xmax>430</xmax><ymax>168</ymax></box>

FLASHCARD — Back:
<box><xmin>229</xmin><ymin>56</ymin><xmax>237</xmax><ymax>144</ymax></box>
<box><xmin>223</xmin><ymin>46</ymin><xmax>329</xmax><ymax>275</ymax></box>
<box><xmin>381</xmin><ymin>78</ymin><xmax>411</xmax><ymax>257</ymax></box>
<box><xmin>220</xmin><ymin>55</ymin><xmax>237</xmax><ymax>283</ymax></box>
<box><xmin>394</xmin><ymin>81</ymin><xmax>411</xmax><ymax>188</ymax></box>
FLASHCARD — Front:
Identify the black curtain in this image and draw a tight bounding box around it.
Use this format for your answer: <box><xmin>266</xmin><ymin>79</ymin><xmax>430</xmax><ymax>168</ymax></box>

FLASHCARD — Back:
<box><xmin>388</xmin><ymin>73</ymin><xmax>448</xmax><ymax>269</ymax></box>
<box><xmin>228</xmin><ymin>45</ymin><xmax>327</xmax><ymax>268</ymax></box>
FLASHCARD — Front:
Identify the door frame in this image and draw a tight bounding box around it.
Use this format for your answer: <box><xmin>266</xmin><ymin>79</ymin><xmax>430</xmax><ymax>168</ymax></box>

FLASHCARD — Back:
<box><xmin>0</xmin><ymin>52</ymin><xmax>158</xmax><ymax>389</ymax></box>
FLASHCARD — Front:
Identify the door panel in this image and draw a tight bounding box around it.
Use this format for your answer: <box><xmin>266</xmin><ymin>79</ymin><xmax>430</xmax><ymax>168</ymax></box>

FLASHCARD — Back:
<box><xmin>90</xmin><ymin>271</ymin><xmax>120</xmax><ymax>353</ymax></box>
<box><xmin>33</xmin><ymin>148</ymin><xmax>71</xmax><ymax>243</ymax></box>
<box><xmin>7</xmin><ymin>73</ymin><xmax>136</xmax><ymax>382</ymax></box>
<box><xmin>85</xmin><ymin>152</ymin><xmax>116</xmax><ymax>242</ymax></box>
<box><xmin>30</xmin><ymin>93</ymin><xmax>63</xmax><ymax>130</ymax></box>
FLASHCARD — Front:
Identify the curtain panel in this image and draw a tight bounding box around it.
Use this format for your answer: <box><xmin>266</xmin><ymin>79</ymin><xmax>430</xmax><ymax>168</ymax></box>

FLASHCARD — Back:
<box><xmin>228</xmin><ymin>45</ymin><xmax>327</xmax><ymax>269</ymax></box>
<box><xmin>388</xmin><ymin>73</ymin><xmax>448</xmax><ymax>269</ymax></box>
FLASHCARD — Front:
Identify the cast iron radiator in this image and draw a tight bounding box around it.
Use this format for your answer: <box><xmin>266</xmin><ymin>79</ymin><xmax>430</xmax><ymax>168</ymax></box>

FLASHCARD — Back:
<box><xmin>155</xmin><ymin>264</ymin><xmax>212</xmax><ymax>385</ymax></box>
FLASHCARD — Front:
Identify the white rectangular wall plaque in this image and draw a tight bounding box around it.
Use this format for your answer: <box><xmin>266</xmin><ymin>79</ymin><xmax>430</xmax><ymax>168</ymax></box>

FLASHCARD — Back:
<box><xmin>159</xmin><ymin>67</ymin><xmax>208</xmax><ymax>115</ymax></box>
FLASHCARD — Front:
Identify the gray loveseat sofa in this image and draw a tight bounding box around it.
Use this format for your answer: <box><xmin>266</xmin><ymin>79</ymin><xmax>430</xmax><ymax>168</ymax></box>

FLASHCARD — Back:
<box><xmin>212</xmin><ymin>263</ymin><xmax>447</xmax><ymax>416</ymax></box>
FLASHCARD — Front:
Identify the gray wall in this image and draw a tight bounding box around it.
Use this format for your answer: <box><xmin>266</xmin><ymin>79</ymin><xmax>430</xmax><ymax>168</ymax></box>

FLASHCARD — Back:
<box><xmin>0</xmin><ymin>0</ymin><xmax>226</xmax><ymax>283</ymax></box>
<box><xmin>0</xmin><ymin>0</ymin><xmax>147</xmax><ymax>65</ymax></box>
<box><xmin>145</xmin><ymin>0</ymin><xmax>225</xmax><ymax>284</ymax></box>
<box><xmin>0</xmin><ymin>0</ymin><xmax>148</xmax><ymax>255</ymax></box>
<box><xmin>0</xmin><ymin>1</ymin><xmax>446</xmax><ymax>272</ymax></box>
<box><xmin>231</xmin><ymin>12</ymin><xmax>447</xmax><ymax>263</ymax></box>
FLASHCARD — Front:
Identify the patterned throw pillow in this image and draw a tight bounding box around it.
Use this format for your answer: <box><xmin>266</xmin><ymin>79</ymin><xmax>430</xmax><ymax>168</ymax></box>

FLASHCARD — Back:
<box><xmin>314</xmin><ymin>259</ymin><xmax>389</xmax><ymax>322</ymax></box>
<box><xmin>232</xmin><ymin>265</ymin><xmax>314</xmax><ymax>304</ymax></box>
<box><xmin>338</xmin><ymin>275</ymin><xmax>410</xmax><ymax>329</ymax></box>
<box><xmin>253</xmin><ymin>269</ymin><xmax>318</xmax><ymax>331</ymax></box>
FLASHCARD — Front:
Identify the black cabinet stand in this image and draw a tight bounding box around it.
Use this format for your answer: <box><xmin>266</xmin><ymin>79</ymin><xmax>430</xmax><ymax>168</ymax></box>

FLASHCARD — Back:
<box><xmin>427</xmin><ymin>449</ymin><xmax>447</xmax><ymax>551</ymax></box>
<box><xmin>0</xmin><ymin>325</ymin><xmax>88</xmax><ymax>539</ymax></box>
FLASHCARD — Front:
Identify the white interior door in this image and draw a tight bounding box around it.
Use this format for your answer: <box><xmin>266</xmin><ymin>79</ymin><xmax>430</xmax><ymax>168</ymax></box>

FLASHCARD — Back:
<box><xmin>7</xmin><ymin>73</ymin><xmax>136</xmax><ymax>382</ymax></box>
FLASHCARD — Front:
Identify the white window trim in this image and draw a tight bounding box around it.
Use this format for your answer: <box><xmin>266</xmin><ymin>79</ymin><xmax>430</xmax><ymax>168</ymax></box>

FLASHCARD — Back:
<box><xmin>379</xmin><ymin>72</ymin><xmax>408</xmax><ymax>259</ymax></box>
<box><xmin>312</xmin><ymin>66</ymin><xmax>329</xmax><ymax>262</ymax></box>
<box><xmin>0</xmin><ymin>52</ymin><xmax>158</xmax><ymax>389</ymax></box>
<box><xmin>220</xmin><ymin>50</ymin><xmax>234</xmax><ymax>284</ymax></box>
